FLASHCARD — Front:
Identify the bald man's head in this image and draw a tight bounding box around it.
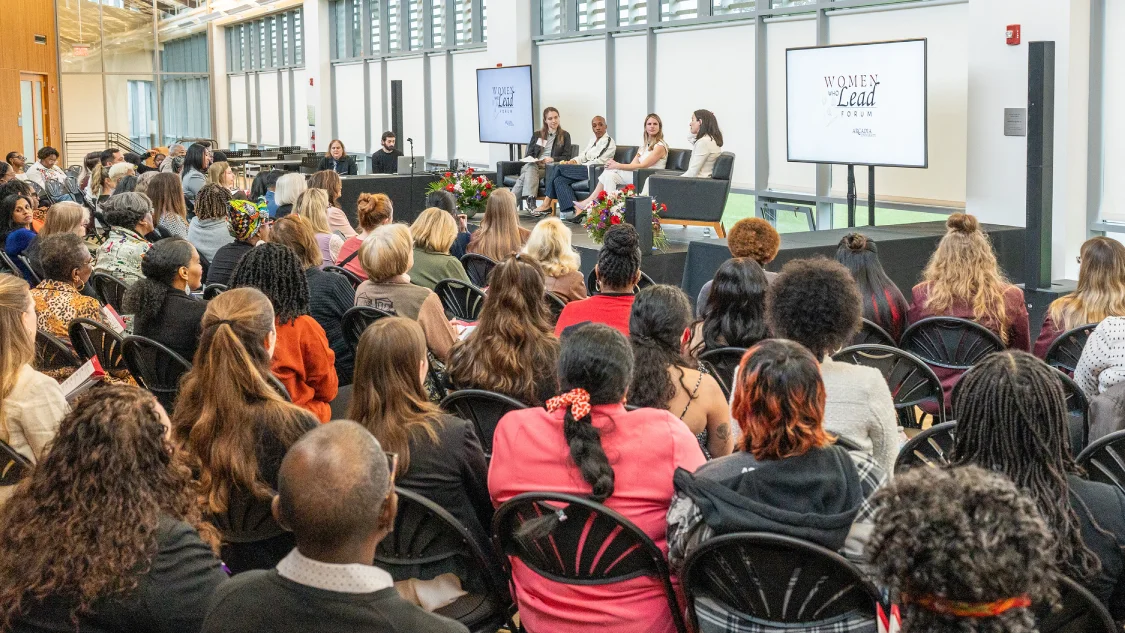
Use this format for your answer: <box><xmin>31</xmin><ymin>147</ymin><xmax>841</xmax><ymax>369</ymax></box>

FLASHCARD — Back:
<box><xmin>591</xmin><ymin>116</ymin><xmax>607</xmax><ymax>138</ymax></box>
<box><xmin>276</xmin><ymin>421</ymin><xmax>392</xmax><ymax>549</ymax></box>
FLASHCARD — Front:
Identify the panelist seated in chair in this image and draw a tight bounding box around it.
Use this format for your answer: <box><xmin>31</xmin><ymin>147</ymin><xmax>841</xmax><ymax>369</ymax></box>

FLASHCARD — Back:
<box><xmin>640</xmin><ymin>109</ymin><xmax>723</xmax><ymax>196</ymax></box>
<box><xmin>536</xmin><ymin>115</ymin><xmax>616</xmax><ymax>218</ymax></box>
<box><xmin>511</xmin><ymin>107</ymin><xmax>574</xmax><ymax>212</ymax></box>
<box><xmin>575</xmin><ymin>114</ymin><xmax>668</xmax><ymax>214</ymax></box>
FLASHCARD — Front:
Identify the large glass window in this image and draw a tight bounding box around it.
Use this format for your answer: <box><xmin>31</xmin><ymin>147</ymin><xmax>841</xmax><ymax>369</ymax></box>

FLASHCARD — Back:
<box><xmin>432</xmin><ymin>0</ymin><xmax>445</xmax><ymax>46</ymax></box>
<box><xmin>660</xmin><ymin>0</ymin><xmax>697</xmax><ymax>21</ymax></box>
<box><xmin>409</xmin><ymin>0</ymin><xmax>424</xmax><ymax>49</ymax></box>
<box><xmin>389</xmin><ymin>0</ymin><xmax>401</xmax><ymax>51</ymax></box>
<box><xmin>577</xmin><ymin>0</ymin><xmax>606</xmax><ymax>30</ymax></box>
<box><xmin>618</xmin><ymin>0</ymin><xmax>647</xmax><ymax>26</ymax></box>
<box><xmin>713</xmin><ymin>0</ymin><xmax>755</xmax><ymax>15</ymax></box>
<box><xmin>228</xmin><ymin>8</ymin><xmax>305</xmax><ymax>69</ymax></box>
<box><xmin>454</xmin><ymin>0</ymin><xmax>472</xmax><ymax>44</ymax></box>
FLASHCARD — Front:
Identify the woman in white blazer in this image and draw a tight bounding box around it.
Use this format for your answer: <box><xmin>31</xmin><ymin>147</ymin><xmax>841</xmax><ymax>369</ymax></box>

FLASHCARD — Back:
<box><xmin>573</xmin><ymin>114</ymin><xmax>669</xmax><ymax>215</ymax></box>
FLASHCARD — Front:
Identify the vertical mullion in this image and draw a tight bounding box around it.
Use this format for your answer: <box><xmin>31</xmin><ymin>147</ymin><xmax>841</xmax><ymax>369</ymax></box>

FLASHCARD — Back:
<box><xmin>814</xmin><ymin>2</ymin><xmax>832</xmax><ymax>229</ymax></box>
<box><xmin>471</xmin><ymin>0</ymin><xmax>483</xmax><ymax>43</ymax></box>
<box><xmin>562</xmin><ymin>0</ymin><xmax>576</xmax><ymax>32</ymax></box>
<box><xmin>444</xmin><ymin>0</ymin><xmax>455</xmax><ymax>47</ymax></box>
<box><xmin>380</xmin><ymin>0</ymin><xmax>391</xmax><ymax>54</ymax></box>
<box><xmin>423</xmin><ymin>0</ymin><xmax>434</xmax><ymax>49</ymax></box>
<box><xmin>532</xmin><ymin>0</ymin><xmax>542</xmax><ymax>36</ymax></box>
<box><xmin>363</xmin><ymin>0</ymin><xmax>374</xmax><ymax>56</ymax></box>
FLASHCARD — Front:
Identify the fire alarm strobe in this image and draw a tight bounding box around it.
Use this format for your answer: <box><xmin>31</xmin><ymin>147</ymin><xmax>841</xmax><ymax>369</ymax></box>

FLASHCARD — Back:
<box><xmin>1006</xmin><ymin>24</ymin><xmax>1021</xmax><ymax>46</ymax></box>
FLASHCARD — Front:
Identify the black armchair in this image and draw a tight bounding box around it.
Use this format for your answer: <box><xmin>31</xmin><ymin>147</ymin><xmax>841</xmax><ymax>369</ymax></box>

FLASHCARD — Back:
<box><xmin>646</xmin><ymin>152</ymin><xmax>736</xmax><ymax>237</ymax></box>
<box><xmin>572</xmin><ymin>145</ymin><xmax>639</xmax><ymax>197</ymax></box>
<box><xmin>495</xmin><ymin>144</ymin><xmax>580</xmax><ymax>198</ymax></box>
<box><xmin>634</xmin><ymin>148</ymin><xmax>692</xmax><ymax>193</ymax></box>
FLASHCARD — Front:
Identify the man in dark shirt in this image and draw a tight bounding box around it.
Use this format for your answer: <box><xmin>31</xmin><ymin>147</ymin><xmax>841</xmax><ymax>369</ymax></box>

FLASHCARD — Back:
<box><xmin>371</xmin><ymin>131</ymin><xmax>404</xmax><ymax>174</ymax></box>
<box><xmin>202</xmin><ymin>421</ymin><xmax>468</xmax><ymax>633</ymax></box>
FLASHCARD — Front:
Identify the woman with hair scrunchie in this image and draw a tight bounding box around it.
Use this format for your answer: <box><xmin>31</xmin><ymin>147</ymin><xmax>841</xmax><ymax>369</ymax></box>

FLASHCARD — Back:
<box><xmin>489</xmin><ymin>322</ymin><xmax>705</xmax><ymax>633</ymax></box>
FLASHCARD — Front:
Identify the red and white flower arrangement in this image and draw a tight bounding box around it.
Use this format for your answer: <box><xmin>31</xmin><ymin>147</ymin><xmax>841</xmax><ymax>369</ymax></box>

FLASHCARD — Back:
<box><xmin>581</xmin><ymin>184</ymin><xmax>668</xmax><ymax>250</ymax></box>
<box><xmin>425</xmin><ymin>167</ymin><xmax>493</xmax><ymax>218</ymax></box>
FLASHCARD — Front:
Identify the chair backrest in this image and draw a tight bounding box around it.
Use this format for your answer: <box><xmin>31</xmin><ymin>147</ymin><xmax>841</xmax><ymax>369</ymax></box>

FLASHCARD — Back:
<box><xmin>710</xmin><ymin>152</ymin><xmax>735</xmax><ymax>181</ymax></box>
<box><xmin>681</xmin><ymin>532</ymin><xmax>880</xmax><ymax>626</ymax></box>
<box><xmin>440</xmin><ymin>389</ymin><xmax>527</xmax><ymax>457</ymax></box>
<box><xmin>894</xmin><ymin>421</ymin><xmax>957</xmax><ymax>473</ymax></box>
<box><xmin>1036</xmin><ymin>575</ymin><xmax>1117</xmax><ymax>633</ymax></box>
<box><xmin>90</xmin><ymin>271</ymin><xmax>129</xmax><ymax>312</ymax></box>
<box><xmin>0</xmin><ymin>437</ymin><xmax>32</xmax><ymax>486</ymax></box>
<box><xmin>17</xmin><ymin>255</ymin><xmax>41</xmax><ymax>285</ymax></box>
<box><xmin>492</xmin><ymin>492</ymin><xmax>689</xmax><ymax>633</ymax></box>
<box><xmin>202</xmin><ymin>283</ymin><xmax>228</xmax><ymax>300</ymax></box>
<box><xmin>67</xmin><ymin>318</ymin><xmax>128</xmax><ymax>375</ymax></box>
<box><xmin>832</xmin><ymin>345</ymin><xmax>946</xmax><ymax>427</ymax></box>
<box><xmin>323</xmin><ymin>265</ymin><xmax>362</xmax><ymax>289</ymax></box>
<box><xmin>433</xmin><ymin>278</ymin><xmax>486</xmax><ymax>321</ymax></box>
<box><xmin>666</xmin><ymin>148</ymin><xmax>691</xmax><ymax>171</ymax></box>
<box><xmin>121</xmin><ymin>335</ymin><xmax>193</xmax><ymax>413</ymax></box>
<box><xmin>586</xmin><ymin>268</ymin><xmax>655</xmax><ymax>296</ymax></box>
<box><xmin>0</xmin><ymin>251</ymin><xmax>24</xmax><ymax>280</ymax></box>
<box><xmin>851</xmin><ymin>318</ymin><xmax>896</xmax><ymax>347</ymax></box>
<box><xmin>1058</xmin><ymin>372</ymin><xmax>1090</xmax><ymax>453</ymax></box>
<box><xmin>460</xmin><ymin>253</ymin><xmax>497</xmax><ymax>288</ymax></box>
<box><xmin>544</xmin><ymin>291</ymin><xmax>567</xmax><ymax>323</ymax></box>
<box><xmin>1075</xmin><ymin>429</ymin><xmax>1125</xmax><ymax>498</ymax></box>
<box><xmin>698</xmin><ymin>347</ymin><xmax>748</xmax><ymax>400</ymax></box>
<box><xmin>900</xmin><ymin>316</ymin><xmax>1004</xmax><ymax>370</ymax></box>
<box><xmin>34</xmin><ymin>330</ymin><xmax>83</xmax><ymax>376</ymax></box>
<box><xmin>615</xmin><ymin>145</ymin><xmax>638</xmax><ymax>164</ymax></box>
<box><xmin>341</xmin><ymin>305</ymin><xmax>395</xmax><ymax>351</ymax></box>
<box><xmin>1045</xmin><ymin>323</ymin><xmax>1098</xmax><ymax>375</ymax></box>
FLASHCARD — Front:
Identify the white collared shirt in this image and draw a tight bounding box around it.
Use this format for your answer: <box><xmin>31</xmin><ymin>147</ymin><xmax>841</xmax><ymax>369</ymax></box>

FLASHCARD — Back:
<box><xmin>276</xmin><ymin>548</ymin><xmax>395</xmax><ymax>594</ymax></box>
<box><xmin>579</xmin><ymin>134</ymin><xmax>616</xmax><ymax>165</ymax></box>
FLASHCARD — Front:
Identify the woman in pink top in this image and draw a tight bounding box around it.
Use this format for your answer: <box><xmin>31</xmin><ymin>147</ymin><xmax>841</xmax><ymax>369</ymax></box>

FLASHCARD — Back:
<box><xmin>489</xmin><ymin>323</ymin><xmax>706</xmax><ymax>633</ymax></box>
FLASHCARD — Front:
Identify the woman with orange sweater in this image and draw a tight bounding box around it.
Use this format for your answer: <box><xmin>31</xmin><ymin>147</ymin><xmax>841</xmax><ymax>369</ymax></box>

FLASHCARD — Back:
<box><xmin>230</xmin><ymin>243</ymin><xmax>338</xmax><ymax>421</ymax></box>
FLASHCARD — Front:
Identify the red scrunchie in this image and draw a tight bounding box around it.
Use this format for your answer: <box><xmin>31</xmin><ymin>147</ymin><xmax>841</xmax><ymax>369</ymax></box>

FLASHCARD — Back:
<box><xmin>546</xmin><ymin>388</ymin><xmax>591</xmax><ymax>419</ymax></box>
<box><xmin>904</xmin><ymin>594</ymin><xmax>1031</xmax><ymax>618</ymax></box>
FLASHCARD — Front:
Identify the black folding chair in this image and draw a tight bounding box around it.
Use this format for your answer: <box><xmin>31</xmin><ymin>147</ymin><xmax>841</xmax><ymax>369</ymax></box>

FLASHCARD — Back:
<box><xmin>894</xmin><ymin>421</ymin><xmax>957</xmax><ymax>474</ymax></box>
<box><xmin>585</xmin><ymin>268</ymin><xmax>655</xmax><ymax>296</ymax></box>
<box><xmin>1044</xmin><ymin>323</ymin><xmax>1098</xmax><ymax>376</ymax></box>
<box><xmin>850</xmin><ymin>318</ymin><xmax>896</xmax><ymax>347</ymax></box>
<box><xmin>1076</xmin><ymin>429</ymin><xmax>1125</xmax><ymax>498</ymax></box>
<box><xmin>440</xmin><ymin>389</ymin><xmax>527</xmax><ymax>458</ymax></box>
<box><xmin>434</xmin><ymin>278</ymin><xmax>486</xmax><ymax>321</ymax></box>
<box><xmin>681</xmin><ymin>532</ymin><xmax>880</xmax><ymax>631</ymax></box>
<box><xmin>1036</xmin><ymin>575</ymin><xmax>1117</xmax><ymax>633</ymax></box>
<box><xmin>202</xmin><ymin>283</ymin><xmax>228</xmax><ymax>300</ymax></box>
<box><xmin>832</xmin><ymin>345</ymin><xmax>945</xmax><ymax>429</ymax></box>
<box><xmin>34</xmin><ymin>330</ymin><xmax>83</xmax><ymax>376</ymax></box>
<box><xmin>900</xmin><ymin>316</ymin><xmax>1004</xmax><ymax>370</ymax></box>
<box><xmin>90</xmin><ymin>271</ymin><xmax>129</xmax><ymax>312</ymax></box>
<box><xmin>323</xmin><ymin>265</ymin><xmax>363</xmax><ymax>289</ymax></box>
<box><xmin>0</xmin><ymin>438</ymin><xmax>32</xmax><ymax>487</ymax></box>
<box><xmin>17</xmin><ymin>255</ymin><xmax>41</xmax><ymax>285</ymax></box>
<box><xmin>698</xmin><ymin>347</ymin><xmax>747</xmax><ymax>400</ymax></box>
<box><xmin>122</xmin><ymin>335</ymin><xmax>193</xmax><ymax>414</ymax></box>
<box><xmin>341</xmin><ymin>305</ymin><xmax>394</xmax><ymax>352</ymax></box>
<box><xmin>461</xmin><ymin>254</ymin><xmax>498</xmax><ymax>288</ymax></box>
<box><xmin>1058</xmin><ymin>372</ymin><xmax>1090</xmax><ymax>455</ymax></box>
<box><xmin>377</xmin><ymin>488</ymin><xmax>509</xmax><ymax>633</ymax></box>
<box><xmin>0</xmin><ymin>252</ymin><xmax>25</xmax><ymax>281</ymax></box>
<box><xmin>544</xmin><ymin>291</ymin><xmax>567</xmax><ymax>324</ymax></box>
<box><xmin>67</xmin><ymin>318</ymin><xmax>128</xmax><ymax>377</ymax></box>
<box><xmin>492</xmin><ymin>492</ymin><xmax>689</xmax><ymax>633</ymax></box>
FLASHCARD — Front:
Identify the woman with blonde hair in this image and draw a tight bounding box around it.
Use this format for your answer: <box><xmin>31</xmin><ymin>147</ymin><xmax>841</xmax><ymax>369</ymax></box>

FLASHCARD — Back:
<box><xmin>23</xmin><ymin>201</ymin><xmax>89</xmax><ymax>282</ymax></box>
<box><xmin>1036</xmin><ymin>236</ymin><xmax>1125</xmax><ymax>357</ymax></box>
<box><xmin>206</xmin><ymin>161</ymin><xmax>236</xmax><ymax>192</ymax></box>
<box><xmin>467</xmin><ymin>188</ymin><xmax>530</xmax><ymax>262</ymax></box>
<box><xmin>574</xmin><ymin>114</ymin><xmax>669</xmax><ymax>214</ymax></box>
<box><xmin>355</xmin><ymin>223</ymin><xmax>457</xmax><ymax>361</ymax></box>
<box><xmin>294</xmin><ymin>188</ymin><xmax>343</xmax><ymax>267</ymax></box>
<box><xmin>335</xmin><ymin>192</ymin><xmax>393</xmax><ymax>280</ymax></box>
<box><xmin>408</xmin><ymin>206</ymin><xmax>469</xmax><ymax>290</ymax></box>
<box><xmin>523</xmin><ymin>217</ymin><xmax>586</xmax><ymax>302</ymax></box>
<box><xmin>147</xmin><ymin>172</ymin><xmax>190</xmax><ymax>239</ymax></box>
<box><xmin>173</xmin><ymin>288</ymin><xmax>319</xmax><ymax>572</ymax></box>
<box><xmin>307</xmin><ymin>169</ymin><xmax>356</xmax><ymax>237</ymax></box>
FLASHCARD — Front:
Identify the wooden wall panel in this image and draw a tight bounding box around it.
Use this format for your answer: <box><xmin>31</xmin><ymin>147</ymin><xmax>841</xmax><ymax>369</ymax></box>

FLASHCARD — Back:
<box><xmin>0</xmin><ymin>0</ymin><xmax>61</xmax><ymax>162</ymax></box>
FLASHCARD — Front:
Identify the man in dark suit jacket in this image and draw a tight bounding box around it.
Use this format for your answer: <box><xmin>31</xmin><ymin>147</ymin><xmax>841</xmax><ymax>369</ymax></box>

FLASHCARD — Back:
<box><xmin>371</xmin><ymin>131</ymin><xmax>404</xmax><ymax>174</ymax></box>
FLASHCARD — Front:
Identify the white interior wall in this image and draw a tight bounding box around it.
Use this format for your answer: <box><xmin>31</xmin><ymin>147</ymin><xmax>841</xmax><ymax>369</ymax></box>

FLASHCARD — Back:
<box><xmin>229</xmin><ymin>75</ymin><xmax>248</xmax><ymax>142</ymax></box>
<box><xmin>294</xmin><ymin>67</ymin><xmax>310</xmax><ymax>146</ymax></box>
<box><xmin>612</xmin><ymin>33</ymin><xmax>647</xmax><ymax>146</ymax></box>
<box><xmin>537</xmin><ymin>38</ymin><xmax>608</xmax><ymax>147</ymax></box>
<box><xmin>429</xmin><ymin>55</ymin><xmax>450</xmax><ymax>161</ymax></box>
<box><xmin>260</xmin><ymin>72</ymin><xmax>282</xmax><ymax>146</ymax></box>
<box><xmin>334</xmin><ymin>63</ymin><xmax>367</xmax><ymax>152</ymax></box>
<box><xmin>1101</xmin><ymin>0</ymin><xmax>1125</xmax><ymax>224</ymax></box>
<box><xmin>61</xmin><ymin>74</ymin><xmax>106</xmax><ymax>135</ymax></box>
<box><xmin>280</xmin><ymin>71</ymin><xmax>293</xmax><ymax>145</ymax></box>
<box><xmin>452</xmin><ymin>49</ymin><xmax>491</xmax><ymax>165</ymax></box>
<box><xmin>387</xmin><ymin>56</ymin><xmax>427</xmax><ymax>160</ymax></box>
<box><xmin>248</xmin><ymin>76</ymin><xmax>259</xmax><ymax>142</ymax></box>
<box><xmin>766</xmin><ymin>17</ymin><xmax>816</xmax><ymax>192</ymax></box>
<box><xmin>367</xmin><ymin>63</ymin><xmax>385</xmax><ymax>146</ymax></box>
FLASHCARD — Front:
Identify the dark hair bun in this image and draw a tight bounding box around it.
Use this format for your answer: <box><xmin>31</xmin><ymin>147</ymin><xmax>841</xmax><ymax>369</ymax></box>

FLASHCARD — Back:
<box><xmin>946</xmin><ymin>212</ymin><xmax>979</xmax><ymax>234</ymax></box>
<box><xmin>603</xmin><ymin>223</ymin><xmax>639</xmax><ymax>255</ymax></box>
<box><xmin>842</xmin><ymin>232</ymin><xmax>868</xmax><ymax>251</ymax></box>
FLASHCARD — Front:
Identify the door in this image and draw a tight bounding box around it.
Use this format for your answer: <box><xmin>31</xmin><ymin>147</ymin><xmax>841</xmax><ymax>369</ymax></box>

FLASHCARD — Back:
<box><xmin>19</xmin><ymin>74</ymin><xmax>48</xmax><ymax>159</ymax></box>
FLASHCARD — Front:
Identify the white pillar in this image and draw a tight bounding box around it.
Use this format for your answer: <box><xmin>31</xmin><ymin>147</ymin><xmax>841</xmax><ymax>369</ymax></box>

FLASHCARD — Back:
<box><xmin>209</xmin><ymin>22</ymin><xmax>230</xmax><ymax>148</ymax></box>
<box><xmin>485</xmin><ymin>0</ymin><xmax>534</xmax><ymax>168</ymax></box>
<box><xmin>304</xmin><ymin>0</ymin><xmax>334</xmax><ymax>151</ymax></box>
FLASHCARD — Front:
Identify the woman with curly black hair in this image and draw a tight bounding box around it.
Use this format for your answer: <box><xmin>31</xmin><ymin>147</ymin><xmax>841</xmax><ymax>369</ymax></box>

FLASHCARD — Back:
<box><xmin>122</xmin><ymin>238</ymin><xmax>205</xmax><ymax>362</ymax></box>
<box><xmin>687</xmin><ymin>257</ymin><xmax>769</xmax><ymax>357</ymax></box>
<box><xmin>629</xmin><ymin>285</ymin><xmax>731</xmax><ymax>459</ymax></box>
<box><xmin>767</xmin><ymin>257</ymin><xmax>898</xmax><ymax>473</ymax></box>
<box><xmin>868</xmin><ymin>466</ymin><xmax>1057</xmax><ymax>633</ymax></box>
<box><xmin>554</xmin><ymin>223</ymin><xmax>641</xmax><ymax>337</ymax></box>
<box><xmin>0</xmin><ymin>385</ymin><xmax>227</xmax><ymax>631</ymax></box>
<box><xmin>835</xmin><ymin>233</ymin><xmax>909</xmax><ymax>342</ymax></box>
<box><xmin>229</xmin><ymin>243</ymin><xmax>338</xmax><ymax>422</ymax></box>
<box><xmin>951</xmin><ymin>350</ymin><xmax>1125</xmax><ymax>617</ymax></box>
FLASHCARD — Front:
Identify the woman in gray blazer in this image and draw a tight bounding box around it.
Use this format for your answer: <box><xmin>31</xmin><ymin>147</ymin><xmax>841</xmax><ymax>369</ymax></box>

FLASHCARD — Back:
<box><xmin>511</xmin><ymin>107</ymin><xmax>573</xmax><ymax>210</ymax></box>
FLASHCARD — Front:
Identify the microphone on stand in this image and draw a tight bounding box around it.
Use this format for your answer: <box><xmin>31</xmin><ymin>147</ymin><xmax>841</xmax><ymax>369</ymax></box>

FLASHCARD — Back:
<box><xmin>407</xmin><ymin>137</ymin><xmax>416</xmax><ymax>216</ymax></box>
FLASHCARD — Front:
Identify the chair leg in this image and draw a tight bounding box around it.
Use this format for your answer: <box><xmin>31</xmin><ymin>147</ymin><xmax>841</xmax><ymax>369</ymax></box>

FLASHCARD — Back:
<box><xmin>713</xmin><ymin>222</ymin><xmax>726</xmax><ymax>238</ymax></box>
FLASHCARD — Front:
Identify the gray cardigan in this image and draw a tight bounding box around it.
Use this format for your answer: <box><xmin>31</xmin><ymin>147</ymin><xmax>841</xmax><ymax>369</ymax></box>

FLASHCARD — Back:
<box><xmin>182</xmin><ymin>169</ymin><xmax>206</xmax><ymax>202</ymax></box>
<box><xmin>187</xmin><ymin>217</ymin><xmax>234</xmax><ymax>263</ymax></box>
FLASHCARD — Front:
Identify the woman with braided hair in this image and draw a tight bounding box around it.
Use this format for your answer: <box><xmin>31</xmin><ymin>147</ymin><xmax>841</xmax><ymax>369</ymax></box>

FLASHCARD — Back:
<box><xmin>207</xmin><ymin>198</ymin><xmax>271</xmax><ymax>286</ymax></box>
<box><xmin>229</xmin><ymin>243</ymin><xmax>338</xmax><ymax>422</ymax></box>
<box><xmin>187</xmin><ymin>184</ymin><xmax>234</xmax><ymax>263</ymax></box>
<box><xmin>489</xmin><ymin>322</ymin><xmax>706</xmax><ymax>633</ymax></box>
<box><xmin>554</xmin><ymin>222</ymin><xmax>642</xmax><ymax>337</ymax></box>
<box><xmin>951</xmin><ymin>350</ymin><xmax>1125</xmax><ymax>617</ymax></box>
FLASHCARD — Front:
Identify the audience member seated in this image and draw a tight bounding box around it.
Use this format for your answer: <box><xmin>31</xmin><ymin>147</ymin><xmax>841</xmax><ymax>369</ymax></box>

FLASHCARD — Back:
<box><xmin>260</xmin><ymin>170</ymin><xmax>282</xmax><ymax>217</ymax></box>
<box><xmin>181</xmin><ymin>143</ymin><xmax>211</xmax><ymax>203</ymax></box>
<box><xmin>768</xmin><ymin>258</ymin><xmax>898</xmax><ymax>473</ymax></box>
<box><xmin>122</xmin><ymin>238</ymin><xmax>206</xmax><ymax>363</ymax></box>
<box><xmin>668</xmin><ymin>339</ymin><xmax>887</xmax><ymax>579</ymax></box>
<box><xmin>350</xmin><ymin>318</ymin><xmax>492</xmax><ymax>549</ymax></box>
<box><xmin>952</xmin><ymin>351</ymin><xmax>1125</xmax><ymax>615</ymax></box>
<box><xmin>574</xmin><ymin>114</ymin><xmax>668</xmax><ymax>214</ymax></box>
<box><xmin>448</xmin><ymin>255</ymin><xmax>560</xmax><ymax>405</ymax></box>
<box><xmin>554</xmin><ymin>223</ymin><xmax>641</xmax><ymax>337</ymax></box>
<box><xmin>30</xmin><ymin>233</ymin><xmax>107</xmax><ymax>352</ymax></box>
<box><xmin>148</xmin><ymin>172</ymin><xmax>190</xmax><ymax>239</ymax></box>
<box><xmin>355</xmin><ymin>223</ymin><xmax>457</xmax><ymax>362</ymax></box>
<box><xmin>200</xmin><ymin>421</ymin><xmax>469</xmax><ymax>633</ymax></box>
<box><xmin>1076</xmin><ymin>316</ymin><xmax>1125</xmax><ymax>399</ymax></box>
<box><xmin>490</xmin><ymin>323</ymin><xmax>705</xmax><ymax>633</ymax></box>
<box><xmin>270</xmin><ymin>215</ymin><xmax>355</xmax><ymax>385</ymax></box>
<box><xmin>23</xmin><ymin>201</ymin><xmax>90</xmax><ymax>283</ymax></box>
<box><xmin>0</xmin><ymin>274</ymin><xmax>67</xmax><ymax>504</ymax></box>
<box><xmin>630</xmin><ymin>285</ymin><xmax>732</xmax><ymax>459</ymax></box>
<box><xmin>160</xmin><ymin>144</ymin><xmax>185</xmax><ymax>173</ymax></box>
<box><xmin>1</xmin><ymin>194</ymin><xmax>37</xmax><ymax>279</ymax></box>
<box><xmin>511</xmin><ymin>107</ymin><xmax>574</xmax><ymax>210</ymax></box>
<box><xmin>23</xmin><ymin>146</ymin><xmax>67</xmax><ymax>189</ymax></box>
<box><xmin>273</xmin><ymin>172</ymin><xmax>306</xmax><ymax>219</ymax></box>
<box><xmin>466</xmin><ymin>189</ymin><xmax>530</xmax><ymax>262</ymax></box>
<box><xmin>428</xmin><ymin>189</ymin><xmax>471</xmax><ymax>259</ymax></box>
<box><xmin>230</xmin><ymin>244</ymin><xmax>338</xmax><ymax>422</ymax></box>
<box><xmin>93</xmin><ymin>192</ymin><xmax>153</xmax><ymax>285</ymax></box>
<box><xmin>307</xmin><ymin>169</ymin><xmax>357</xmax><ymax>237</ymax></box>
<box><xmin>207</xmin><ymin>199</ymin><xmax>270</xmax><ymax>286</ymax></box>
<box><xmin>134</xmin><ymin>170</ymin><xmax>159</xmax><ymax>197</ymax></box>
<box><xmin>687</xmin><ymin>257</ymin><xmax>769</xmax><ymax>358</ymax></box>
<box><xmin>112</xmin><ymin>174</ymin><xmax>139</xmax><ymax>196</ymax></box>
<box><xmin>173</xmin><ymin>288</ymin><xmax>319</xmax><ymax>572</ymax></box>
<box><xmin>408</xmin><ymin>207</ymin><xmax>469</xmax><ymax>290</ymax></box>
<box><xmin>541</xmin><ymin>115</ymin><xmax>616</xmax><ymax>218</ymax></box>
<box><xmin>317</xmin><ymin>139</ymin><xmax>358</xmax><ymax>175</ymax></box>
<box><xmin>294</xmin><ymin>188</ymin><xmax>343</xmax><ymax>267</ymax></box>
<box><xmin>867</xmin><ymin>466</ymin><xmax>1056</xmax><ymax>633</ymax></box>
<box><xmin>1037</xmin><ymin>236</ymin><xmax>1125</xmax><ymax>358</ymax></box>
<box><xmin>206</xmin><ymin>161</ymin><xmax>236</xmax><ymax>192</ymax></box>
<box><xmin>695</xmin><ymin>217</ymin><xmax>780</xmax><ymax>313</ymax></box>
<box><xmin>0</xmin><ymin>161</ymin><xmax>12</xmax><ymax>184</ymax></box>
<box><xmin>4</xmin><ymin>151</ymin><xmax>24</xmax><ymax>176</ymax></box>
<box><xmin>641</xmin><ymin>109</ymin><xmax>722</xmax><ymax>197</ymax></box>
<box><xmin>836</xmin><ymin>233</ymin><xmax>910</xmax><ymax>342</ymax></box>
<box><xmin>0</xmin><ymin>385</ymin><xmax>227</xmax><ymax>631</ymax></box>
<box><xmin>522</xmin><ymin>217</ymin><xmax>586</xmax><ymax>302</ymax></box>
<box><xmin>336</xmin><ymin>192</ymin><xmax>393</xmax><ymax>280</ymax></box>
<box><xmin>187</xmin><ymin>184</ymin><xmax>234</xmax><ymax>262</ymax></box>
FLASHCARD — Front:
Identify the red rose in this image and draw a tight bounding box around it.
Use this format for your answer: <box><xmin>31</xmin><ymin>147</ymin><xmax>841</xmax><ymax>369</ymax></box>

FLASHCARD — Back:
<box><xmin>443</xmin><ymin>172</ymin><xmax>452</xmax><ymax>178</ymax></box>
<box><xmin>610</xmin><ymin>215</ymin><xmax>622</xmax><ymax>225</ymax></box>
<box><xmin>660</xmin><ymin>203</ymin><xmax>667</xmax><ymax>212</ymax></box>
<box><xmin>624</xmin><ymin>184</ymin><xmax>635</xmax><ymax>191</ymax></box>
<box><xmin>482</xmin><ymin>189</ymin><xmax>490</xmax><ymax>197</ymax></box>
<box><xmin>466</xmin><ymin>167</ymin><xmax>474</xmax><ymax>173</ymax></box>
<box><xmin>445</xmin><ymin>184</ymin><xmax>455</xmax><ymax>192</ymax></box>
<box><xmin>485</xmin><ymin>182</ymin><xmax>493</xmax><ymax>189</ymax></box>
<box><xmin>597</xmin><ymin>191</ymin><xmax>608</xmax><ymax>201</ymax></box>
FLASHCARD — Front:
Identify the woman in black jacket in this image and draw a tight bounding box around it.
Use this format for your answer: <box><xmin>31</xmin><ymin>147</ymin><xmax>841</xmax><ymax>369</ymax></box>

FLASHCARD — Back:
<box><xmin>316</xmin><ymin>139</ymin><xmax>357</xmax><ymax>176</ymax></box>
<box><xmin>511</xmin><ymin>106</ymin><xmax>573</xmax><ymax>211</ymax></box>
<box><xmin>121</xmin><ymin>237</ymin><xmax>206</xmax><ymax>362</ymax></box>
